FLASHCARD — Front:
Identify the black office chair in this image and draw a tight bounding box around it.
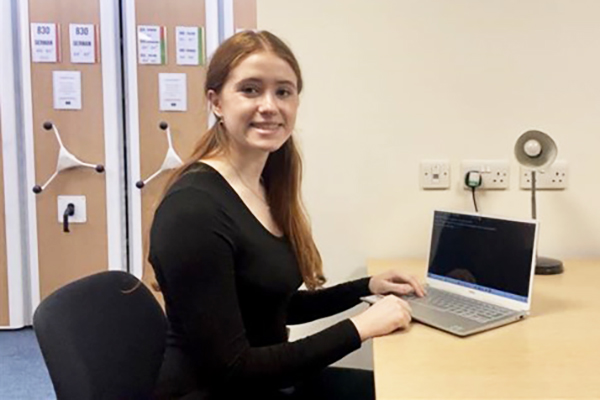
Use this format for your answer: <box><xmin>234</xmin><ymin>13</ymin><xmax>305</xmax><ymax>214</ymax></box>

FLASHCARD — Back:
<box><xmin>33</xmin><ymin>271</ymin><xmax>167</xmax><ymax>400</ymax></box>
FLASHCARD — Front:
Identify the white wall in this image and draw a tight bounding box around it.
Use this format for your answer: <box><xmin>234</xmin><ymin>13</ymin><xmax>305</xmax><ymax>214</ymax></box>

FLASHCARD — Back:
<box><xmin>257</xmin><ymin>0</ymin><xmax>600</xmax><ymax>368</ymax></box>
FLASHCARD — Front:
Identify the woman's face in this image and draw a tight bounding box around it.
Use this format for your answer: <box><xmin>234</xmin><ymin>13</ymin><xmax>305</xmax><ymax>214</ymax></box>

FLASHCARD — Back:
<box><xmin>209</xmin><ymin>51</ymin><xmax>299</xmax><ymax>155</ymax></box>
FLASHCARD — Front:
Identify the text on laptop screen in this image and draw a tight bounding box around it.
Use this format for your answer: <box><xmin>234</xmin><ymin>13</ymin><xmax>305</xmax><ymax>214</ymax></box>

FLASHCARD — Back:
<box><xmin>428</xmin><ymin>211</ymin><xmax>536</xmax><ymax>303</ymax></box>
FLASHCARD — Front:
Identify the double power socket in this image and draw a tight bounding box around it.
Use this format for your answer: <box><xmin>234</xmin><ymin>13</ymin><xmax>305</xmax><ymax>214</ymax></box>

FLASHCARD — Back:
<box><xmin>420</xmin><ymin>160</ymin><xmax>569</xmax><ymax>190</ymax></box>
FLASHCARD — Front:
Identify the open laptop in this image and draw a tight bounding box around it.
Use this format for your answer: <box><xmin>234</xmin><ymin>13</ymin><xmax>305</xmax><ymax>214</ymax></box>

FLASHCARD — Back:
<box><xmin>364</xmin><ymin>210</ymin><xmax>539</xmax><ymax>336</ymax></box>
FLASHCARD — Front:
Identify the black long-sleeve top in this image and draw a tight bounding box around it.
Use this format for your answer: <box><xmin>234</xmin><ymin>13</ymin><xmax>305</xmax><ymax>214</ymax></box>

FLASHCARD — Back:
<box><xmin>149</xmin><ymin>163</ymin><xmax>371</xmax><ymax>398</ymax></box>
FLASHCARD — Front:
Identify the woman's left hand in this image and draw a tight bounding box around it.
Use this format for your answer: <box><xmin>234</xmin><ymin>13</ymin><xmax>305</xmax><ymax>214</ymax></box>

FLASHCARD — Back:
<box><xmin>368</xmin><ymin>270</ymin><xmax>426</xmax><ymax>298</ymax></box>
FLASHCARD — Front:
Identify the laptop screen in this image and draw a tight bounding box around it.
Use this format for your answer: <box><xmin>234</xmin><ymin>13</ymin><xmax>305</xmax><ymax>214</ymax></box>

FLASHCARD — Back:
<box><xmin>428</xmin><ymin>211</ymin><xmax>536</xmax><ymax>303</ymax></box>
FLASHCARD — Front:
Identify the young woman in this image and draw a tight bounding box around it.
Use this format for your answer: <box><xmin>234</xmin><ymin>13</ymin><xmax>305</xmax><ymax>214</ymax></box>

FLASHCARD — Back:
<box><xmin>149</xmin><ymin>30</ymin><xmax>425</xmax><ymax>399</ymax></box>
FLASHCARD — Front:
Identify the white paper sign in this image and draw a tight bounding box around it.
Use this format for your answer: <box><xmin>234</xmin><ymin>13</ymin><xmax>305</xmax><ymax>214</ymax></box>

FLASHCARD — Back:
<box><xmin>176</xmin><ymin>26</ymin><xmax>204</xmax><ymax>65</ymax></box>
<box><xmin>70</xmin><ymin>24</ymin><xmax>97</xmax><ymax>64</ymax></box>
<box><xmin>31</xmin><ymin>23</ymin><xmax>60</xmax><ymax>63</ymax></box>
<box><xmin>53</xmin><ymin>71</ymin><xmax>82</xmax><ymax>110</ymax></box>
<box><xmin>159</xmin><ymin>73</ymin><xmax>187</xmax><ymax>112</ymax></box>
<box><xmin>138</xmin><ymin>25</ymin><xmax>166</xmax><ymax>65</ymax></box>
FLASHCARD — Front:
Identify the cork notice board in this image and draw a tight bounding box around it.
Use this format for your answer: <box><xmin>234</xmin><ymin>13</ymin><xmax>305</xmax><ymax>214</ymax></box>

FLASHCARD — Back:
<box><xmin>134</xmin><ymin>0</ymin><xmax>209</xmax><ymax>290</ymax></box>
<box><xmin>134</xmin><ymin>0</ymin><xmax>258</xmax><ymax>295</ymax></box>
<box><xmin>29</xmin><ymin>0</ymin><xmax>108</xmax><ymax>300</ymax></box>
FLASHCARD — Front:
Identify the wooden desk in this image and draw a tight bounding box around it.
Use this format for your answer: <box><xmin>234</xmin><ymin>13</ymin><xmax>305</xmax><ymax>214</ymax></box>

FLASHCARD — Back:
<box><xmin>368</xmin><ymin>259</ymin><xmax>600</xmax><ymax>400</ymax></box>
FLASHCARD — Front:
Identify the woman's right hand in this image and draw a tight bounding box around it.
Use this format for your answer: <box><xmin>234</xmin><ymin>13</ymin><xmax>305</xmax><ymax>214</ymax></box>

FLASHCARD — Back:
<box><xmin>350</xmin><ymin>295</ymin><xmax>412</xmax><ymax>341</ymax></box>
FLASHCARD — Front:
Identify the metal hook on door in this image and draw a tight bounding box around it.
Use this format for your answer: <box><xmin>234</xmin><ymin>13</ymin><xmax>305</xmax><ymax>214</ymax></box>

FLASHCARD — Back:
<box><xmin>32</xmin><ymin>122</ymin><xmax>105</xmax><ymax>194</ymax></box>
<box><xmin>135</xmin><ymin>122</ymin><xmax>183</xmax><ymax>189</ymax></box>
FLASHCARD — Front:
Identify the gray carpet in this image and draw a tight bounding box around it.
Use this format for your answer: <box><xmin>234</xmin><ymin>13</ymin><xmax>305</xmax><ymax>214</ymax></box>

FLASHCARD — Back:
<box><xmin>0</xmin><ymin>327</ymin><xmax>56</xmax><ymax>399</ymax></box>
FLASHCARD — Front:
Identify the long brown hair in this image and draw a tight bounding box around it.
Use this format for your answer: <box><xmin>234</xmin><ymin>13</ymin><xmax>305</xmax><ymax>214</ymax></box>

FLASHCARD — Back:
<box><xmin>160</xmin><ymin>31</ymin><xmax>325</xmax><ymax>289</ymax></box>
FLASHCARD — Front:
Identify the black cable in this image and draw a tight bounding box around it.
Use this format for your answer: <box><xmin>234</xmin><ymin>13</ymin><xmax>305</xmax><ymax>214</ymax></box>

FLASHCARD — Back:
<box><xmin>464</xmin><ymin>171</ymin><xmax>482</xmax><ymax>213</ymax></box>
<box><xmin>471</xmin><ymin>187</ymin><xmax>479</xmax><ymax>212</ymax></box>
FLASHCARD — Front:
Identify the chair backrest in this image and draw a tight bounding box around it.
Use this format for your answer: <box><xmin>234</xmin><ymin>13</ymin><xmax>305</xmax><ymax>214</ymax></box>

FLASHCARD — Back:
<box><xmin>33</xmin><ymin>271</ymin><xmax>167</xmax><ymax>400</ymax></box>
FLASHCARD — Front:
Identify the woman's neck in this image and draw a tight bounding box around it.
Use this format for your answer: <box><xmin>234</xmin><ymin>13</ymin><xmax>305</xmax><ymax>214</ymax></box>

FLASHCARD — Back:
<box><xmin>203</xmin><ymin>147</ymin><xmax>269</xmax><ymax>193</ymax></box>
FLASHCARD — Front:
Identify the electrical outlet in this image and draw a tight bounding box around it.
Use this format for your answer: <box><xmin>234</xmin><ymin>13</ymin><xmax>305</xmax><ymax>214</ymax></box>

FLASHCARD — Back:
<box><xmin>420</xmin><ymin>160</ymin><xmax>450</xmax><ymax>189</ymax></box>
<box><xmin>520</xmin><ymin>160</ymin><xmax>568</xmax><ymax>190</ymax></box>
<box><xmin>57</xmin><ymin>195</ymin><xmax>87</xmax><ymax>223</ymax></box>
<box><xmin>461</xmin><ymin>160</ymin><xmax>510</xmax><ymax>190</ymax></box>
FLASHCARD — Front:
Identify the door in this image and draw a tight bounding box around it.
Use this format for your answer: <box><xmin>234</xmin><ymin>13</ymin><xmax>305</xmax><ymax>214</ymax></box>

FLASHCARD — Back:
<box><xmin>18</xmin><ymin>0</ymin><xmax>126</xmax><ymax>313</ymax></box>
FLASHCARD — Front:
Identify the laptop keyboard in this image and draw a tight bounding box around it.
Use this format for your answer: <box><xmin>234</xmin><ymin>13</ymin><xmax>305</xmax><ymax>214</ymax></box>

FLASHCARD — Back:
<box><xmin>404</xmin><ymin>287</ymin><xmax>514</xmax><ymax>324</ymax></box>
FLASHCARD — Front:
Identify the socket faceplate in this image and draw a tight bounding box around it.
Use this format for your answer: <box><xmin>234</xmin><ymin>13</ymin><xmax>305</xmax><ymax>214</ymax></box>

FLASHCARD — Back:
<box><xmin>520</xmin><ymin>160</ymin><xmax>568</xmax><ymax>190</ymax></box>
<box><xmin>461</xmin><ymin>160</ymin><xmax>510</xmax><ymax>190</ymax></box>
<box><xmin>420</xmin><ymin>160</ymin><xmax>451</xmax><ymax>189</ymax></box>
